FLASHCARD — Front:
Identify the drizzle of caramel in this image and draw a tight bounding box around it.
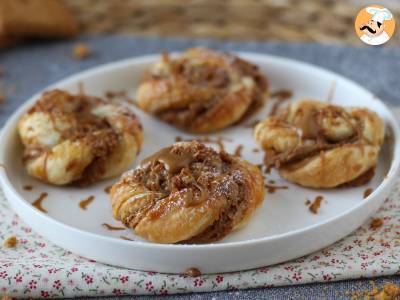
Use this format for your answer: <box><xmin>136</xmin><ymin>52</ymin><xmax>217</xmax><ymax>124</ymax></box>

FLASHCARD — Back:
<box><xmin>215</xmin><ymin>137</ymin><xmax>225</xmax><ymax>152</ymax></box>
<box><xmin>270</xmin><ymin>89</ymin><xmax>293</xmax><ymax>100</ymax></box>
<box><xmin>294</xmin><ymin>106</ymin><xmax>322</xmax><ymax>139</ymax></box>
<box><xmin>308</xmin><ymin>196</ymin><xmax>323</xmax><ymax>214</ymax></box>
<box><xmin>104</xmin><ymin>90</ymin><xmax>136</xmax><ymax>105</ymax></box>
<box><xmin>264</xmin><ymin>164</ymin><xmax>273</xmax><ymax>175</ymax></box>
<box><xmin>102</xmin><ymin>223</ymin><xmax>126</xmax><ymax>231</ymax></box>
<box><xmin>269</xmin><ymin>89</ymin><xmax>293</xmax><ymax>117</ymax></box>
<box><xmin>120</xmin><ymin>235</ymin><xmax>133</xmax><ymax>241</ymax></box>
<box><xmin>42</xmin><ymin>151</ymin><xmax>49</xmax><ymax>182</ymax></box>
<box><xmin>23</xmin><ymin>185</ymin><xmax>33</xmax><ymax>191</ymax></box>
<box><xmin>363</xmin><ymin>188</ymin><xmax>373</xmax><ymax>199</ymax></box>
<box><xmin>268</xmin><ymin>103</ymin><xmax>366</xmax><ymax>171</ymax></box>
<box><xmin>104</xmin><ymin>185</ymin><xmax>112</xmax><ymax>194</ymax></box>
<box><xmin>65</xmin><ymin>159</ymin><xmax>78</xmax><ymax>172</ymax></box>
<box><xmin>79</xmin><ymin>196</ymin><xmax>95</xmax><ymax>210</ymax></box>
<box><xmin>264</xmin><ymin>184</ymin><xmax>288</xmax><ymax>194</ymax></box>
<box><xmin>140</xmin><ymin>147</ymin><xmax>194</xmax><ymax>174</ymax></box>
<box><xmin>174</xmin><ymin>136</ymin><xmax>228</xmax><ymax>152</ymax></box>
<box><xmin>32</xmin><ymin>192</ymin><xmax>48</xmax><ymax>213</ymax></box>
<box><xmin>269</xmin><ymin>100</ymin><xmax>285</xmax><ymax>117</ymax></box>
<box><xmin>234</xmin><ymin>145</ymin><xmax>243</xmax><ymax>157</ymax></box>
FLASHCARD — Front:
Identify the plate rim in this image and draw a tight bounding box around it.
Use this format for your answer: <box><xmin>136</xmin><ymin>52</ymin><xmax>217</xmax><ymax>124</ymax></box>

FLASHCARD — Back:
<box><xmin>1</xmin><ymin>51</ymin><xmax>400</xmax><ymax>251</ymax></box>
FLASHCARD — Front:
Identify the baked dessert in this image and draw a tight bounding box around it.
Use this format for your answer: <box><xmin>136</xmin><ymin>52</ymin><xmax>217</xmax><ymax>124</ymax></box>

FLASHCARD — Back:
<box><xmin>254</xmin><ymin>100</ymin><xmax>385</xmax><ymax>188</ymax></box>
<box><xmin>110</xmin><ymin>141</ymin><xmax>264</xmax><ymax>244</ymax></box>
<box><xmin>135</xmin><ymin>48</ymin><xmax>269</xmax><ymax>133</ymax></box>
<box><xmin>18</xmin><ymin>89</ymin><xmax>143</xmax><ymax>185</ymax></box>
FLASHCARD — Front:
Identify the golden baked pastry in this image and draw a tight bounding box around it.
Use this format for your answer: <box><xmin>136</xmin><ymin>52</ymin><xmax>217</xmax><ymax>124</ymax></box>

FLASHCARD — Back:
<box><xmin>18</xmin><ymin>89</ymin><xmax>143</xmax><ymax>185</ymax></box>
<box><xmin>254</xmin><ymin>100</ymin><xmax>385</xmax><ymax>188</ymax></box>
<box><xmin>110</xmin><ymin>141</ymin><xmax>264</xmax><ymax>244</ymax></box>
<box><xmin>135</xmin><ymin>48</ymin><xmax>269</xmax><ymax>133</ymax></box>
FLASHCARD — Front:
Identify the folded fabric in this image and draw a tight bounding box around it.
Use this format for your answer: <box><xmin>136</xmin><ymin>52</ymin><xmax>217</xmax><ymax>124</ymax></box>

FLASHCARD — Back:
<box><xmin>0</xmin><ymin>180</ymin><xmax>399</xmax><ymax>298</ymax></box>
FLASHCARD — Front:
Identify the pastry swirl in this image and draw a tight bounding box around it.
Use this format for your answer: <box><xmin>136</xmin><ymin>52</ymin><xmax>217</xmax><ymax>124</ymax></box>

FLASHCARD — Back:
<box><xmin>110</xmin><ymin>141</ymin><xmax>264</xmax><ymax>244</ymax></box>
<box><xmin>135</xmin><ymin>48</ymin><xmax>269</xmax><ymax>133</ymax></box>
<box><xmin>254</xmin><ymin>100</ymin><xmax>385</xmax><ymax>188</ymax></box>
<box><xmin>18</xmin><ymin>89</ymin><xmax>143</xmax><ymax>185</ymax></box>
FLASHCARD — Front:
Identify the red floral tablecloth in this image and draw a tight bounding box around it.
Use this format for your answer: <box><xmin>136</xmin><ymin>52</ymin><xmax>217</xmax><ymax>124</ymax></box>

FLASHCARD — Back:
<box><xmin>1</xmin><ymin>179</ymin><xmax>400</xmax><ymax>298</ymax></box>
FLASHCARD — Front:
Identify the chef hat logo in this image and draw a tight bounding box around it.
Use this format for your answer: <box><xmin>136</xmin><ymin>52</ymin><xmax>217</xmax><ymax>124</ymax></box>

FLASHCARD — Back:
<box><xmin>354</xmin><ymin>5</ymin><xmax>396</xmax><ymax>46</ymax></box>
<box><xmin>366</xmin><ymin>7</ymin><xmax>393</xmax><ymax>24</ymax></box>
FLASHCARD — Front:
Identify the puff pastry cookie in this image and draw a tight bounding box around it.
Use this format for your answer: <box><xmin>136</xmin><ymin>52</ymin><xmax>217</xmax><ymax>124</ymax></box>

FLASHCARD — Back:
<box><xmin>110</xmin><ymin>141</ymin><xmax>264</xmax><ymax>244</ymax></box>
<box><xmin>18</xmin><ymin>89</ymin><xmax>143</xmax><ymax>185</ymax></box>
<box><xmin>135</xmin><ymin>48</ymin><xmax>269</xmax><ymax>133</ymax></box>
<box><xmin>254</xmin><ymin>100</ymin><xmax>385</xmax><ymax>188</ymax></box>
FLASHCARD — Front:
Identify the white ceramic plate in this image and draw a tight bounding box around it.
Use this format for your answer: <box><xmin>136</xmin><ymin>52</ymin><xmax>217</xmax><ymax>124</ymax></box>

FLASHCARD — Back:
<box><xmin>1</xmin><ymin>53</ymin><xmax>399</xmax><ymax>274</ymax></box>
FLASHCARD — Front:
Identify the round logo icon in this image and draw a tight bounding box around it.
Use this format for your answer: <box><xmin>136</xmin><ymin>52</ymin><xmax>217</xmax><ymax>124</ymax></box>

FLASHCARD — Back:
<box><xmin>354</xmin><ymin>5</ymin><xmax>395</xmax><ymax>46</ymax></box>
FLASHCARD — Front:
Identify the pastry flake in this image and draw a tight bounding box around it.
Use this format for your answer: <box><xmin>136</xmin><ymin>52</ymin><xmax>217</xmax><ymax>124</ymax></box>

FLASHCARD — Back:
<box><xmin>110</xmin><ymin>141</ymin><xmax>265</xmax><ymax>244</ymax></box>
<box><xmin>254</xmin><ymin>100</ymin><xmax>385</xmax><ymax>188</ymax></box>
<box><xmin>135</xmin><ymin>48</ymin><xmax>269</xmax><ymax>133</ymax></box>
<box><xmin>18</xmin><ymin>90</ymin><xmax>143</xmax><ymax>185</ymax></box>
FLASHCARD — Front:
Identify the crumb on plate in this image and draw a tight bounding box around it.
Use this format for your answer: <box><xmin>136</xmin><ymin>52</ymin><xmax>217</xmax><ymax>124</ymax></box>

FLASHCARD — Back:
<box><xmin>308</xmin><ymin>196</ymin><xmax>323</xmax><ymax>214</ymax></box>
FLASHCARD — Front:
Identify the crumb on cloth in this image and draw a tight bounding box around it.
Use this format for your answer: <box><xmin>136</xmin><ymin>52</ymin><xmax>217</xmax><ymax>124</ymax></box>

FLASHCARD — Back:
<box><xmin>184</xmin><ymin>267</ymin><xmax>201</xmax><ymax>277</ymax></box>
<box><xmin>361</xmin><ymin>282</ymin><xmax>400</xmax><ymax>299</ymax></box>
<box><xmin>370</xmin><ymin>218</ymin><xmax>383</xmax><ymax>230</ymax></box>
<box><xmin>3</xmin><ymin>235</ymin><xmax>17</xmax><ymax>248</ymax></box>
<box><xmin>73</xmin><ymin>43</ymin><xmax>91</xmax><ymax>59</ymax></box>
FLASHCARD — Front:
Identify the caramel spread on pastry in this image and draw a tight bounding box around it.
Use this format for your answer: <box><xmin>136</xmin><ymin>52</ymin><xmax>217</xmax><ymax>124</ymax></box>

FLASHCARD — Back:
<box><xmin>135</xmin><ymin>48</ymin><xmax>269</xmax><ymax>133</ymax></box>
<box><xmin>110</xmin><ymin>141</ymin><xmax>264</xmax><ymax>244</ymax></box>
<box><xmin>254</xmin><ymin>100</ymin><xmax>384</xmax><ymax>188</ymax></box>
<box><xmin>18</xmin><ymin>89</ymin><xmax>143</xmax><ymax>185</ymax></box>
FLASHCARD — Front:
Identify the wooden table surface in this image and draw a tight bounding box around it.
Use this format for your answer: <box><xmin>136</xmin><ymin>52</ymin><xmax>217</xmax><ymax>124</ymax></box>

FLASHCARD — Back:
<box><xmin>62</xmin><ymin>0</ymin><xmax>399</xmax><ymax>46</ymax></box>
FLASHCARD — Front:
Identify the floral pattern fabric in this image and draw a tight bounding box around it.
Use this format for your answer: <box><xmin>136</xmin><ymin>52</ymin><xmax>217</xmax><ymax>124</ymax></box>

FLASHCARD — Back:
<box><xmin>1</xmin><ymin>182</ymin><xmax>400</xmax><ymax>297</ymax></box>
